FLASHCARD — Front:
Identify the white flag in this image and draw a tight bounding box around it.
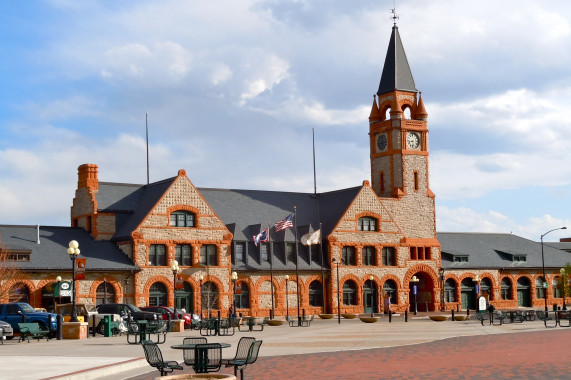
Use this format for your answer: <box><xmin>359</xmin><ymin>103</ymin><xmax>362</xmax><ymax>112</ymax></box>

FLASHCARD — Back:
<box><xmin>301</xmin><ymin>229</ymin><xmax>321</xmax><ymax>246</ymax></box>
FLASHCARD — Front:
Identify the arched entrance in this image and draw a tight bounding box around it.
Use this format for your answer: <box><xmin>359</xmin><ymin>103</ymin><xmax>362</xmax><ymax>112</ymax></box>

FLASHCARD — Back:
<box><xmin>409</xmin><ymin>272</ymin><xmax>435</xmax><ymax>312</ymax></box>
<box><xmin>461</xmin><ymin>278</ymin><xmax>476</xmax><ymax>310</ymax></box>
<box><xmin>363</xmin><ymin>279</ymin><xmax>377</xmax><ymax>314</ymax></box>
<box><xmin>517</xmin><ymin>277</ymin><xmax>531</xmax><ymax>307</ymax></box>
<box><xmin>175</xmin><ymin>282</ymin><xmax>194</xmax><ymax>314</ymax></box>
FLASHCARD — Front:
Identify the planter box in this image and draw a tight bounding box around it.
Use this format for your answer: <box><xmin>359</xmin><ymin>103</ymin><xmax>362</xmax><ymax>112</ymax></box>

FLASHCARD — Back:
<box><xmin>62</xmin><ymin>321</ymin><xmax>88</xmax><ymax>339</ymax></box>
<box><xmin>267</xmin><ymin>319</ymin><xmax>286</xmax><ymax>326</ymax></box>
<box><xmin>341</xmin><ymin>313</ymin><xmax>358</xmax><ymax>319</ymax></box>
<box><xmin>318</xmin><ymin>314</ymin><xmax>335</xmax><ymax>319</ymax></box>
<box><xmin>429</xmin><ymin>315</ymin><xmax>448</xmax><ymax>322</ymax></box>
<box><xmin>454</xmin><ymin>315</ymin><xmax>470</xmax><ymax>321</ymax></box>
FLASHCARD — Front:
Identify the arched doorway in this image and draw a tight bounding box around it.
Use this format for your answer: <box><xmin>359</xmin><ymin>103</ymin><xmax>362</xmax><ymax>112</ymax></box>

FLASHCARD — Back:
<box><xmin>202</xmin><ymin>281</ymin><xmax>219</xmax><ymax>317</ymax></box>
<box><xmin>42</xmin><ymin>282</ymin><xmax>58</xmax><ymax>312</ymax></box>
<box><xmin>409</xmin><ymin>273</ymin><xmax>435</xmax><ymax>312</ymax></box>
<box><xmin>175</xmin><ymin>282</ymin><xmax>194</xmax><ymax>315</ymax></box>
<box><xmin>363</xmin><ymin>279</ymin><xmax>376</xmax><ymax>314</ymax></box>
<box><xmin>480</xmin><ymin>278</ymin><xmax>493</xmax><ymax>302</ymax></box>
<box><xmin>383</xmin><ymin>280</ymin><xmax>398</xmax><ymax>313</ymax></box>
<box><xmin>461</xmin><ymin>278</ymin><xmax>476</xmax><ymax>310</ymax></box>
<box><xmin>309</xmin><ymin>280</ymin><xmax>323</xmax><ymax>307</ymax></box>
<box><xmin>517</xmin><ymin>277</ymin><xmax>531</xmax><ymax>307</ymax></box>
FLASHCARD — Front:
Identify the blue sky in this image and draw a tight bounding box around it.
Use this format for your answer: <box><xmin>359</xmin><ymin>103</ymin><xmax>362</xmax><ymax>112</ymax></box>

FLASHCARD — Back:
<box><xmin>1</xmin><ymin>0</ymin><xmax>570</xmax><ymax>242</ymax></box>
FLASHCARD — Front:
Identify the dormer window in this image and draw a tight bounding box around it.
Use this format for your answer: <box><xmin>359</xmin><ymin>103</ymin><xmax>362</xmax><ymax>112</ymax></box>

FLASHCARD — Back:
<box><xmin>358</xmin><ymin>217</ymin><xmax>377</xmax><ymax>231</ymax></box>
<box><xmin>170</xmin><ymin>210</ymin><xmax>195</xmax><ymax>227</ymax></box>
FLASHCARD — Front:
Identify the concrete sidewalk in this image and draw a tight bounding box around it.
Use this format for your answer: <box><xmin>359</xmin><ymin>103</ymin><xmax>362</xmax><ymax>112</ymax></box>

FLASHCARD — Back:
<box><xmin>0</xmin><ymin>313</ymin><xmax>554</xmax><ymax>380</ymax></box>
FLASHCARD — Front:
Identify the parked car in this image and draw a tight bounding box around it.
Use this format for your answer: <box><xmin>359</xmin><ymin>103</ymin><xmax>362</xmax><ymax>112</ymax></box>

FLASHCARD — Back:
<box><xmin>96</xmin><ymin>303</ymin><xmax>158</xmax><ymax>322</ymax></box>
<box><xmin>0</xmin><ymin>320</ymin><xmax>14</xmax><ymax>341</ymax></box>
<box><xmin>140</xmin><ymin>306</ymin><xmax>199</xmax><ymax>329</ymax></box>
<box><xmin>0</xmin><ymin>303</ymin><xmax>58</xmax><ymax>337</ymax></box>
<box><xmin>56</xmin><ymin>303</ymin><xmax>122</xmax><ymax>334</ymax></box>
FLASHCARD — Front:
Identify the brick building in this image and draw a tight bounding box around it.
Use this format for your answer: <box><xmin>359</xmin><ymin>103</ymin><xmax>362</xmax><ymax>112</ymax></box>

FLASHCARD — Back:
<box><xmin>1</xmin><ymin>22</ymin><xmax>570</xmax><ymax>316</ymax></box>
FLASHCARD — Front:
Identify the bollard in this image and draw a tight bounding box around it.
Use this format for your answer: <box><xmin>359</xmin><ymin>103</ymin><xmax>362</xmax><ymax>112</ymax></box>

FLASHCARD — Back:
<box><xmin>456</xmin><ymin>304</ymin><xmax>460</xmax><ymax>312</ymax></box>
<box><xmin>56</xmin><ymin>314</ymin><xmax>63</xmax><ymax>340</ymax></box>
<box><xmin>405</xmin><ymin>309</ymin><xmax>408</xmax><ymax>322</ymax></box>
<box><xmin>451</xmin><ymin>309</ymin><xmax>455</xmax><ymax>321</ymax></box>
<box><xmin>92</xmin><ymin>314</ymin><xmax>96</xmax><ymax>337</ymax></box>
<box><xmin>467</xmin><ymin>309</ymin><xmax>470</xmax><ymax>316</ymax></box>
<box><xmin>389</xmin><ymin>309</ymin><xmax>392</xmax><ymax>323</ymax></box>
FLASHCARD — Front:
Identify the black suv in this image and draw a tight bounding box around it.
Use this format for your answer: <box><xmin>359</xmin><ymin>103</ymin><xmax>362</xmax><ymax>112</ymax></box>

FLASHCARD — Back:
<box><xmin>96</xmin><ymin>303</ymin><xmax>158</xmax><ymax>321</ymax></box>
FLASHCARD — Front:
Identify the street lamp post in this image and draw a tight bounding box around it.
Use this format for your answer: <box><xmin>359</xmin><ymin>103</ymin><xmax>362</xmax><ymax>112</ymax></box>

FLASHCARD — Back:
<box><xmin>67</xmin><ymin>240</ymin><xmax>81</xmax><ymax>323</ymax></box>
<box><xmin>439</xmin><ymin>268</ymin><xmax>445</xmax><ymax>311</ymax></box>
<box><xmin>199</xmin><ymin>275</ymin><xmax>204</xmax><ymax>320</ymax></box>
<box><xmin>541</xmin><ymin>227</ymin><xmax>567</xmax><ymax>312</ymax></box>
<box><xmin>56</xmin><ymin>276</ymin><xmax>62</xmax><ymax>307</ymax></box>
<box><xmin>411</xmin><ymin>275</ymin><xmax>419</xmax><ymax>316</ymax></box>
<box><xmin>103</xmin><ymin>277</ymin><xmax>107</xmax><ymax>304</ymax></box>
<box><xmin>231</xmin><ymin>271</ymin><xmax>238</xmax><ymax>313</ymax></box>
<box><xmin>333</xmin><ymin>258</ymin><xmax>341</xmax><ymax>324</ymax></box>
<box><xmin>369</xmin><ymin>275</ymin><xmax>374</xmax><ymax>317</ymax></box>
<box><xmin>561</xmin><ymin>268</ymin><xmax>567</xmax><ymax>311</ymax></box>
<box><xmin>285</xmin><ymin>275</ymin><xmax>289</xmax><ymax>321</ymax></box>
<box><xmin>171</xmin><ymin>260</ymin><xmax>180</xmax><ymax>319</ymax></box>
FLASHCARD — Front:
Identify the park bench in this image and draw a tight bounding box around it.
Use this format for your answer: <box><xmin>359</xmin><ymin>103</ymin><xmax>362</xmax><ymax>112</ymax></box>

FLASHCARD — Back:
<box><xmin>18</xmin><ymin>322</ymin><xmax>51</xmax><ymax>343</ymax></box>
<box><xmin>475</xmin><ymin>312</ymin><xmax>489</xmax><ymax>326</ymax></box>
<box><xmin>555</xmin><ymin>310</ymin><xmax>571</xmax><ymax>327</ymax></box>
<box><xmin>524</xmin><ymin>310</ymin><xmax>536</xmax><ymax>321</ymax></box>
<box><xmin>536</xmin><ymin>310</ymin><xmax>557</xmax><ymax>328</ymax></box>
<box><xmin>145</xmin><ymin>320</ymin><xmax>169</xmax><ymax>344</ymax></box>
<box><xmin>289</xmin><ymin>315</ymin><xmax>313</xmax><ymax>327</ymax></box>
<box><xmin>223</xmin><ymin>339</ymin><xmax>263</xmax><ymax>379</ymax></box>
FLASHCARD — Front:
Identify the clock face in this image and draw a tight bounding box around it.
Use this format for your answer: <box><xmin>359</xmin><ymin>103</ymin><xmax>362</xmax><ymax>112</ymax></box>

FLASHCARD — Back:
<box><xmin>376</xmin><ymin>133</ymin><xmax>387</xmax><ymax>151</ymax></box>
<box><xmin>407</xmin><ymin>132</ymin><xmax>420</xmax><ymax>149</ymax></box>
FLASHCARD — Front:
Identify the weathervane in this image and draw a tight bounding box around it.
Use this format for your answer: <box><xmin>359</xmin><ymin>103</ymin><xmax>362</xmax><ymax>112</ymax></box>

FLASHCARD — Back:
<box><xmin>391</xmin><ymin>1</ymin><xmax>399</xmax><ymax>25</ymax></box>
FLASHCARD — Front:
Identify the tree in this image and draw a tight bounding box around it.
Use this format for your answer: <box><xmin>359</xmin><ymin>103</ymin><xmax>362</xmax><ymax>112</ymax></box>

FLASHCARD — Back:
<box><xmin>0</xmin><ymin>234</ymin><xmax>25</xmax><ymax>302</ymax></box>
<box><xmin>559</xmin><ymin>263</ymin><xmax>571</xmax><ymax>300</ymax></box>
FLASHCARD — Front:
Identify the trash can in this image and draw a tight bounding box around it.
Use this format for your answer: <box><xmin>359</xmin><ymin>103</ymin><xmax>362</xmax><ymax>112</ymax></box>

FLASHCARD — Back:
<box><xmin>103</xmin><ymin>315</ymin><xmax>112</xmax><ymax>337</ymax></box>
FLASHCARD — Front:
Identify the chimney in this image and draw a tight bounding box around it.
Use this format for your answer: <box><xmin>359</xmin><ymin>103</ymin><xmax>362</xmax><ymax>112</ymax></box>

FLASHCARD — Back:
<box><xmin>78</xmin><ymin>164</ymin><xmax>99</xmax><ymax>191</ymax></box>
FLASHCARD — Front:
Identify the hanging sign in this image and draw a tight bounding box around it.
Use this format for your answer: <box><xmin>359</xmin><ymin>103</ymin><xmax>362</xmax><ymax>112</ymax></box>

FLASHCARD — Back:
<box><xmin>175</xmin><ymin>274</ymin><xmax>184</xmax><ymax>290</ymax></box>
<box><xmin>235</xmin><ymin>282</ymin><xmax>242</xmax><ymax>294</ymax></box>
<box><xmin>60</xmin><ymin>281</ymin><xmax>72</xmax><ymax>297</ymax></box>
<box><xmin>75</xmin><ymin>258</ymin><xmax>86</xmax><ymax>280</ymax></box>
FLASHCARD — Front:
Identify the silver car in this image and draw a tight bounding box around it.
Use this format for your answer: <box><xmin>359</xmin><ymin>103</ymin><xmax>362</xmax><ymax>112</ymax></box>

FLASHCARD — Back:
<box><xmin>0</xmin><ymin>319</ymin><xmax>14</xmax><ymax>341</ymax></box>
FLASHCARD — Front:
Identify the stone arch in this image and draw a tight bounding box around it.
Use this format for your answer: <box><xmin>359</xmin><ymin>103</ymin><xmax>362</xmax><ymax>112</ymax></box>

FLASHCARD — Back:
<box><xmin>166</xmin><ymin>204</ymin><xmax>201</xmax><ymax>228</ymax></box>
<box><xmin>90</xmin><ymin>276</ymin><xmax>123</xmax><ymax>304</ymax></box>
<box><xmin>405</xmin><ymin>264</ymin><xmax>439</xmax><ymax>312</ymax></box>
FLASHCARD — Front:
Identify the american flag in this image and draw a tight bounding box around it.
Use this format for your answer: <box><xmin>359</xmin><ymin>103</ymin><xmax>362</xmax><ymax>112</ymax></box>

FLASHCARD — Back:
<box><xmin>274</xmin><ymin>214</ymin><xmax>294</xmax><ymax>232</ymax></box>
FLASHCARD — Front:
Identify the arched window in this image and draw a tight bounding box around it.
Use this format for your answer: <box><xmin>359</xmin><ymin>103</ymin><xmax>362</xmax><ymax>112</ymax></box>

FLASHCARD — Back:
<box><xmin>535</xmin><ymin>277</ymin><xmax>546</xmax><ymax>299</ymax></box>
<box><xmin>149</xmin><ymin>282</ymin><xmax>168</xmax><ymax>306</ymax></box>
<box><xmin>175</xmin><ymin>244</ymin><xmax>192</xmax><ymax>266</ymax></box>
<box><xmin>148</xmin><ymin>244</ymin><xmax>166</xmax><ymax>266</ymax></box>
<box><xmin>202</xmin><ymin>281</ymin><xmax>219</xmax><ymax>312</ymax></box>
<box><xmin>9</xmin><ymin>282</ymin><xmax>30</xmax><ymax>303</ymax></box>
<box><xmin>170</xmin><ymin>210</ymin><xmax>195</xmax><ymax>227</ymax></box>
<box><xmin>342</xmin><ymin>280</ymin><xmax>357</xmax><ymax>305</ymax></box>
<box><xmin>309</xmin><ymin>281</ymin><xmax>323</xmax><ymax>307</ymax></box>
<box><xmin>382</xmin><ymin>247</ymin><xmax>395</xmax><ymax>266</ymax></box>
<box><xmin>200</xmin><ymin>245</ymin><xmax>217</xmax><ymax>266</ymax></box>
<box><xmin>96</xmin><ymin>281</ymin><xmax>115</xmax><ymax>305</ymax></box>
<box><xmin>342</xmin><ymin>246</ymin><xmax>356</xmax><ymax>266</ymax></box>
<box><xmin>383</xmin><ymin>280</ymin><xmax>397</xmax><ymax>305</ymax></box>
<box><xmin>233</xmin><ymin>281</ymin><xmax>250</xmax><ymax>309</ymax></box>
<box><xmin>444</xmin><ymin>279</ymin><xmax>456</xmax><ymax>302</ymax></box>
<box><xmin>362</xmin><ymin>246</ymin><xmax>376</xmax><ymax>266</ymax></box>
<box><xmin>480</xmin><ymin>277</ymin><xmax>493</xmax><ymax>301</ymax></box>
<box><xmin>358</xmin><ymin>217</ymin><xmax>377</xmax><ymax>231</ymax></box>
<box><xmin>501</xmin><ymin>278</ymin><xmax>512</xmax><ymax>300</ymax></box>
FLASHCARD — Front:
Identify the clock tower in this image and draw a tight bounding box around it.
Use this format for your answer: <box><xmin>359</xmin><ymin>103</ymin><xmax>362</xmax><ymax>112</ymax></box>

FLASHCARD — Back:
<box><xmin>369</xmin><ymin>21</ymin><xmax>433</xmax><ymax>203</ymax></box>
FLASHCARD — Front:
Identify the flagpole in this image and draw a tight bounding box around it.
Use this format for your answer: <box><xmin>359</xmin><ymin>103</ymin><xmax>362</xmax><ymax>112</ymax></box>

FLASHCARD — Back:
<box><xmin>319</xmin><ymin>222</ymin><xmax>326</xmax><ymax>313</ymax></box>
<box><xmin>294</xmin><ymin>206</ymin><xmax>301</xmax><ymax>326</ymax></box>
<box><xmin>312</xmin><ymin>128</ymin><xmax>317</xmax><ymax>195</ymax></box>
<box><xmin>268</xmin><ymin>222</ymin><xmax>275</xmax><ymax>319</ymax></box>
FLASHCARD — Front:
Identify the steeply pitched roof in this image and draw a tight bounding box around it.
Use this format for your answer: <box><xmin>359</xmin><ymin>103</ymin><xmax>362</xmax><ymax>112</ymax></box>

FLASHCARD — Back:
<box><xmin>0</xmin><ymin>225</ymin><xmax>138</xmax><ymax>271</ymax></box>
<box><xmin>438</xmin><ymin>232</ymin><xmax>571</xmax><ymax>270</ymax></box>
<box><xmin>377</xmin><ymin>25</ymin><xmax>417</xmax><ymax>95</ymax></box>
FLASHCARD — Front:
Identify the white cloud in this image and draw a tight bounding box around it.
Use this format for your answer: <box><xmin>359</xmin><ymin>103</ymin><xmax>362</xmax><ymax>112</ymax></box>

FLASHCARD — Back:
<box><xmin>239</xmin><ymin>54</ymin><xmax>290</xmax><ymax>105</ymax></box>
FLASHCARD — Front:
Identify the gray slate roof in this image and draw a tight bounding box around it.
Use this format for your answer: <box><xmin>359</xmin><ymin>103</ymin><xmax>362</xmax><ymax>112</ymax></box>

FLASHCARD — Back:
<box><xmin>438</xmin><ymin>232</ymin><xmax>571</xmax><ymax>270</ymax></box>
<box><xmin>377</xmin><ymin>25</ymin><xmax>417</xmax><ymax>95</ymax></box>
<box><xmin>0</xmin><ymin>225</ymin><xmax>138</xmax><ymax>272</ymax></box>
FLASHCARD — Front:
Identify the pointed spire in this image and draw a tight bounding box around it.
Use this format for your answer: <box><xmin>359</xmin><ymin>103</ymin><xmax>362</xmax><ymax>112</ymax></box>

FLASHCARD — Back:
<box><xmin>415</xmin><ymin>92</ymin><xmax>428</xmax><ymax>120</ymax></box>
<box><xmin>377</xmin><ymin>25</ymin><xmax>417</xmax><ymax>96</ymax></box>
<box><xmin>369</xmin><ymin>94</ymin><xmax>381</xmax><ymax>120</ymax></box>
